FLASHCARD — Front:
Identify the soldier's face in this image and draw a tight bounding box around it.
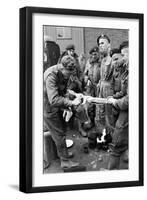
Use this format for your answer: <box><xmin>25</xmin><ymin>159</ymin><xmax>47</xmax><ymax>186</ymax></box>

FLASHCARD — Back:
<box><xmin>121</xmin><ymin>47</ymin><xmax>129</xmax><ymax>64</ymax></box>
<box><xmin>111</xmin><ymin>53</ymin><xmax>123</xmax><ymax>68</ymax></box>
<box><xmin>62</xmin><ymin>69</ymin><xmax>73</xmax><ymax>79</ymax></box>
<box><xmin>99</xmin><ymin>38</ymin><xmax>110</xmax><ymax>54</ymax></box>
<box><xmin>90</xmin><ymin>52</ymin><xmax>99</xmax><ymax>62</ymax></box>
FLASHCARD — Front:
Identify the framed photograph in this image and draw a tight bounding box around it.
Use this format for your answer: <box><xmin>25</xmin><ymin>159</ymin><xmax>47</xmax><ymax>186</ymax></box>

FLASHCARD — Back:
<box><xmin>19</xmin><ymin>6</ymin><xmax>144</xmax><ymax>193</ymax></box>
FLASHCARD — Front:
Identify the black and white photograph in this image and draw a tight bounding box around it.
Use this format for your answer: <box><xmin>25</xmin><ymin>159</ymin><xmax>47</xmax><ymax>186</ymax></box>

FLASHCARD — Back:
<box><xmin>1</xmin><ymin>0</ymin><xmax>147</xmax><ymax>199</ymax></box>
<box><xmin>43</xmin><ymin>25</ymin><xmax>129</xmax><ymax>173</ymax></box>
<box><xmin>19</xmin><ymin>7</ymin><xmax>143</xmax><ymax>193</ymax></box>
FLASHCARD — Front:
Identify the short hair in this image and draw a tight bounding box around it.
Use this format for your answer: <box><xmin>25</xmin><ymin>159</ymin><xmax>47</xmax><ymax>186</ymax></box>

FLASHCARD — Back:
<box><xmin>97</xmin><ymin>34</ymin><xmax>110</xmax><ymax>45</ymax></box>
<box><xmin>119</xmin><ymin>41</ymin><xmax>129</xmax><ymax>51</ymax></box>
<box><xmin>61</xmin><ymin>55</ymin><xmax>76</xmax><ymax>71</ymax></box>
<box><xmin>110</xmin><ymin>48</ymin><xmax>121</xmax><ymax>57</ymax></box>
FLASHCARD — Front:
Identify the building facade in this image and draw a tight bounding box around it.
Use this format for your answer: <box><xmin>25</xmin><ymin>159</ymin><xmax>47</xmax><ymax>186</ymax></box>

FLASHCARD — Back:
<box><xmin>44</xmin><ymin>26</ymin><xmax>128</xmax><ymax>58</ymax></box>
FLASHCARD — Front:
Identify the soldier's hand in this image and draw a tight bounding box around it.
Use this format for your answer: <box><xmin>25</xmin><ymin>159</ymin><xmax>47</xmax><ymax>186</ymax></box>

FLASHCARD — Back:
<box><xmin>107</xmin><ymin>97</ymin><xmax>117</xmax><ymax>105</ymax></box>
<box><xmin>76</xmin><ymin>93</ymin><xmax>84</xmax><ymax>99</ymax></box>
<box><xmin>86</xmin><ymin>96</ymin><xmax>95</xmax><ymax>103</ymax></box>
<box><xmin>71</xmin><ymin>97</ymin><xmax>82</xmax><ymax>106</ymax></box>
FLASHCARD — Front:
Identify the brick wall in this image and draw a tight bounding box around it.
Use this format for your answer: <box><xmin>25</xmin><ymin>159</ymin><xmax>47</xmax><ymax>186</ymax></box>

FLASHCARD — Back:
<box><xmin>84</xmin><ymin>27</ymin><xmax>128</xmax><ymax>57</ymax></box>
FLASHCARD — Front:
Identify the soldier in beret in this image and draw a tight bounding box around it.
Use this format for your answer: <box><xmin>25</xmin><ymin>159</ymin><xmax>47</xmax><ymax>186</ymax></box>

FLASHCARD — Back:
<box><xmin>107</xmin><ymin>41</ymin><xmax>129</xmax><ymax>170</ymax></box>
<box><xmin>84</xmin><ymin>46</ymin><xmax>101</xmax><ymax>96</ymax></box>
<box><xmin>83</xmin><ymin>46</ymin><xmax>101</xmax><ymax>129</ymax></box>
<box><xmin>58</xmin><ymin>44</ymin><xmax>83</xmax><ymax>83</ymax></box>
<box><xmin>111</xmin><ymin>46</ymin><xmax>128</xmax><ymax>99</ymax></box>
<box><xmin>44</xmin><ymin>55</ymin><xmax>82</xmax><ymax>169</ymax></box>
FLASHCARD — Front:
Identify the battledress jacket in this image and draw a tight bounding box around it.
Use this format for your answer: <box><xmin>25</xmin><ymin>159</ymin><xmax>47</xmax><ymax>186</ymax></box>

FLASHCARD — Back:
<box><xmin>84</xmin><ymin>59</ymin><xmax>101</xmax><ymax>97</ymax></box>
<box><xmin>84</xmin><ymin>59</ymin><xmax>101</xmax><ymax>84</ymax></box>
<box><xmin>112</xmin><ymin>94</ymin><xmax>129</xmax><ymax>151</ymax></box>
<box><xmin>44</xmin><ymin>64</ymin><xmax>73</xmax><ymax>119</ymax></box>
<box><xmin>99</xmin><ymin>55</ymin><xmax>114</xmax><ymax>98</ymax></box>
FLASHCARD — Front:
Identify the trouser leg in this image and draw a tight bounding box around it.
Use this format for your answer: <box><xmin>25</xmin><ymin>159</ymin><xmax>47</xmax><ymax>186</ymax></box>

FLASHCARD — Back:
<box><xmin>105</xmin><ymin>104</ymin><xmax>116</xmax><ymax>129</ymax></box>
<box><xmin>119</xmin><ymin>149</ymin><xmax>129</xmax><ymax>169</ymax></box>
<box><xmin>44</xmin><ymin>114</ymin><xmax>69</xmax><ymax>161</ymax></box>
<box><xmin>88</xmin><ymin>131</ymin><xmax>97</xmax><ymax>149</ymax></box>
<box><xmin>88</xmin><ymin>104</ymin><xmax>96</xmax><ymax>125</ymax></box>
<box><xmin>98</xmin><ymin>104</ymin><xmax>105</xmax><ymax>125</ymax></box>
<box><xmin>107</xmin><ymin>154</ymin><xmax>120</xmax><ymax>170</ymax></box>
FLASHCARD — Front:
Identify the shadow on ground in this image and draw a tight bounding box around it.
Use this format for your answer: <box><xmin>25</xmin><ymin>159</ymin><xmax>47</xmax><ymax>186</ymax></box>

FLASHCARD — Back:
<box><xmin>44</xmin><ymin>129</ymin><xmax>110</xmax><ymax>174</ymax></box>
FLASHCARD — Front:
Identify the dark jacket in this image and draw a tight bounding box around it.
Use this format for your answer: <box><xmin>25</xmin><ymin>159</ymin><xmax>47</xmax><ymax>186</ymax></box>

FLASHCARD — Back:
<box><xmin>44</xmin><ymin>64</ymin><xmax>72</xmax><ymax>118</ymax></box>
<box><xmin>84</xmin><ymin>59</ymin><xmax>101</xmax><ymax>97</ymax></box>
<box><xmin>112</xmin><ymin>94</ymin><xmax>128</xmax><ymax>151</ymax></box>
<box><xmin>84</xmin><ymin>59</ymin><xmax>101</xmax><ymax>85</ymax></box>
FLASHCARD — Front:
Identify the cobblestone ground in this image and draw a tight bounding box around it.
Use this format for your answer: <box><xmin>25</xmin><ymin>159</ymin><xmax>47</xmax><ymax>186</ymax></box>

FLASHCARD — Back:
<box><xmin>44</xmin><ymin>129</ymin><xmax>118</xmax><ymax>174</ymax></box>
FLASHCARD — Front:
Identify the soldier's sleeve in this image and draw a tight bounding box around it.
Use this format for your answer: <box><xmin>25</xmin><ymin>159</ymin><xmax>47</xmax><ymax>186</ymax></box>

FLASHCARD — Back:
<box><xmin>113</xmin><ymin>91</ymin><xmax>125</xmax><ymax>99</ymax></box>
<box><xmin>84</xmin><ymin>60</ymin><xmax>90</xmax><ymax>75</ymax></box>
<box><xmin>114</xmin><ymin>95</ymin><xmax>128</xmax><ymax>111</ymax></box>
<box><xmin>45</xmin><ymin>73</ymin><xmax>73</xmax><ymax>107</ymax></box>
<box><xmin>77</xmin><ymin>60</ymin><xmax>84</xmax><ymax>81</ymax></box>
<box><xmin>96</xmin><ymin>65</ymin><xmax>101</xmax><ymax>84</ymax></box>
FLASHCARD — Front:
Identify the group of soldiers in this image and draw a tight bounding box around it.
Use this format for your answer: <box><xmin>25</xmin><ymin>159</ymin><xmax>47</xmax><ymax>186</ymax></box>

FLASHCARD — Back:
<box><xmin>43</xmin><ymin>34</ymin><xmax>129</xmax><ymax>171</ymax></box>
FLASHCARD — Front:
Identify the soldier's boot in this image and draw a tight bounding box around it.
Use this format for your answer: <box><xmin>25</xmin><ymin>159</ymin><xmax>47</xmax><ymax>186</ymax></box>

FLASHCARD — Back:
<box><xmin>61</xmin><ymin>160</ymin><xmax>79</xmax><ymax>169</ymax></box>
<box><xmin>78</xmin><ymin>121</ymin><xmax>87</xmax><ymax>137</ymax></box>
<box><xmin>83</xmin><ymin>120</ymin><xmax>94</xmax><ymax>130</ymax></box>
<box><xmin>107</xmin><ymin>155</ymin><xmax>120</xmax><ymax>170</ymax></box>
<box><xmin>79</xmin><ymin>127</ymin><xmax>87</xmax><ymax>137</ymax></box>
<box><xmin>67</xmin><ymin>152</ymin><xmax>74</xmax><ymax>158</ymax></box>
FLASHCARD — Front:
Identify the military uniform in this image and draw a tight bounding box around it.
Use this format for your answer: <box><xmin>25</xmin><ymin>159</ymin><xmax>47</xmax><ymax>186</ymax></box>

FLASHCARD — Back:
<box><xmin>96</xmin><ymin>55</ymin><xmax>114</xmax><ymax>128</ymax></box>
<box><xmin>84</xmin><ymin>46</ymin><xmax>101</xmax><ymax>97</ymax></box>
<box><xmin>108</xmin><ymin>62</ymin><xmax>129</xmax><ymax>170</ymax></box>
<box><xmin>44</xmin><ymin>64</ymin><xmax>75</xmax><ymax>161</ymax></box>
<box><xmin>108</xmin><ymin>94</ymin><xmax>128</xmax><ymax>170</ymax></box>
<box><xmin>113</xmin><ymin>63</ymin><xmax>128</xmax><ymax>99</ymax></box>
<box><xmin>84</xmin><ymin>47</ymin><xmax>101</xmax><ymax>127</ymax></box>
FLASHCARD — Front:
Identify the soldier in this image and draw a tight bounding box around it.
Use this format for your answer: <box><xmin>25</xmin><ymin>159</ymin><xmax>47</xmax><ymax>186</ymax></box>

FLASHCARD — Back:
<box><xmin>84</xmin><ymin>46</ymin><xmax>101</xmax><ymax>129</ymax></box>
<box><xmin>110</xmin><ymin>48</ymin><xmax>123</xmax><ymax>96</ymax></box>
<box><xmin>84</xmin><ymin>46</ymin><xmax>101</xmax><ymax>96</ymax></box>
<box><xmin>107</xmin><ymin>41</ymin><xmax>129</xmax><ymax>170</ymax></box>
<box><xmin>44</xmin><ymin>55</ymin><xmax>82</xmax><ymax>169</ymax></box>
<box><xmin>58</xmin><ymin>44</ymin><xmax>83</xmax><ymax>82</ymax></box>
<box><xmin>111</xmin><ymin>44</ymin><xmax>128</xmax><ymax>99</ymax></box>
<box><xmin>96</xmin><ymin>34</ymin><xmax>114</xmax><ymax>129</ymax></box>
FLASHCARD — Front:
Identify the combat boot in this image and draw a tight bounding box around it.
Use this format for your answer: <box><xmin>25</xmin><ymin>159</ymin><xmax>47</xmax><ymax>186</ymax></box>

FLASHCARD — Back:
<box><xmin>61</xmin><ymin>160</ymin><xmax>79</xmax><ymax>169</ymax></box>
<box><xmin>67</xmin><ymin>152</ymin><xmax>74</xmax><ymax>158</ymax></box>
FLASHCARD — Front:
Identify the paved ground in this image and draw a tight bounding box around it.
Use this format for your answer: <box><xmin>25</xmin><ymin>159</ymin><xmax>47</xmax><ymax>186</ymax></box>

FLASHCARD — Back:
<box><xmin>44</xmin><ymin>129</ymin><xmax>112</xmax><ymax>174</ymax></box>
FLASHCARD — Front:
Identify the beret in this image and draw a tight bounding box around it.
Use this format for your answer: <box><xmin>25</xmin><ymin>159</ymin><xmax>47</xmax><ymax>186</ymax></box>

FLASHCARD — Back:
<box><xmin>89</xmin><ymin>46</ymin><xmax>99</xmax><ymax>54</ymax></box>
<box><xmin>61</xmin><ymin>55</ymin><xmax>76</xmax><ymax>71</ymax></box>
<box><xmin>97</xmin><ymin>34</ymin><xmax>110</xmax><ymax>45</ymax></box>
<box><xmin>119</xmin><ymin>41</ymin><xmax>129</xmax><ymax>50</ymax></box>
<box><xmin>110</xmin><ymin>48</ymin><xmax>120</xmax><ymax>57</ymax></box>
<box><xmin>66</xmin><ymin>44</ymin><xmax>75</xmax><ymax>50</ymax></box>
